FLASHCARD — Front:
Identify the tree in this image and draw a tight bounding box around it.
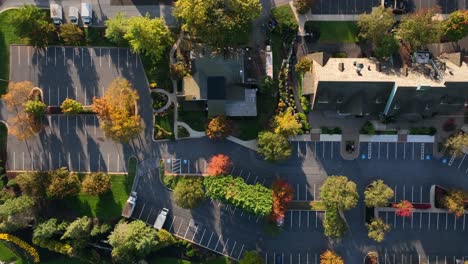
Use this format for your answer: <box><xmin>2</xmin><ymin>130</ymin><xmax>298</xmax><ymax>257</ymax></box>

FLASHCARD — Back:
<box><xmin>10</xmin><ymin>5</ymin><xmax>55</xmax><ymax>48</ymax></box>
<box><xmin>259</xmin><ymin>76</ymin><xmax>273</xmax><ymax>94</ymax></box>
<box><xmin>33</xmin><ymin>218</ymin><xmax>68</xmax><ymax>241</ymax></box>
<box><xmin>0</xmin><ymin>195</ymin><xmax>35</xmax><ymax>232</ymax></box>
<box><xmin>320</xmin><ymin>250</ymin><xmax>344</xmax><ymax>264</ymax></box>
<box><xmin>444</xmin><ymin>10</ymin><xmax>468</xmax><ymax>41</ymax></box>
<box><xmin>81</xmin><ymin>173</ymin><xmax>112</xmax><ymax>195</ymax></box>
<box><xmin>206</xmin><ymin>154</ymin><xmax>231</xmax><ymax>176</ymax></box>
<box><xmin>258</xmin><ymin>132</ymin><xmax>291</xmax><ymax>162</ymax></box>
<box><xmin>8</xmin><ymin>112</ymin><xmax>35</xmax><ymax>141</ymax></box>
<box><xmin>294</xmin><ymin>0</ymin><xmax>314</xmax><ymax>15</ymax></box>
<box><xmin>47</xmin><ymin>168</ymin><xmax>81</xmax><ymax>199</ymax></box>
<box><xmin>442</xmin><ymin>189</ymin><xmax>466</xmax><ymax>217</ymax></box>
<box><xmin>295</xmin><ymin>57</ymin><xmax>313</xmax><ymax>74</ymax></box>
<box><xmin>364</xmin><ymin>180</ymin><xmax>394</xmax><ymax>208</ymax></box>
<box><xmin>273</xmin><ymin>108</ymin><xmax>302</xmax><ymax>136</ymax></box>
<box><xmin>59</xmin><ymin>24</ymin><xmax>84</xmax><ymax>45</ymax></box>
<box><xmin>206</xmin><ymin>115</ymin><xmax>232</xmax><ymax>140</ymax></box>
<box><xmin>16</xmin><ymin>171</ymin><xmax>50</xmax><ymax>200</ymax></box>
<box><xmin>272</xmin><ymin>179</ymin><xmax>294</xmax><ymax>223</ymax></box>
<box><xmin>173</xmin><ymin>178</ymin><xmax>205</xmax><ymax>209</ymax></box>
<box><xmin>105</xmin><ymin>12</ymin><xmax>129</xmax><ymax>45</ymax></box>
<box><xmin>61</xmin><ymin>98</ymin><xmax>84</xmax><ymax>114</ymax></box>
<box><xmin>323</xmin><ymin>209</ymin><xmax>347</xmax><ymax>238</ymax></box>
<box><xmin>170</xmin><ymin>62</ymin><xmax>188</xmax><ymax>80</ymax></box>
<box><xmin>366</xmin><ymin>218</ymin><xmax>390</xmax><ymax>242</ymax></box>
<box><xmin>357</xmin><ymin>6</ymin><xmax>395</xmax><ymax>44</ymax></box>
<box><xmin>174</xmin><ymin>0</ymin><xmax>261</xmax><ymax>47</ymax></box>
<box><xmin>395</xmin><ymin>8</ymin><xmax>443</xmax><ymax>50</ymax></box>
<box><xmin>108</xmin><ymin>220</ymin><xmax>171</xmax><ymax>263</ymax></box>
<box><xmin>374</xmin><ymin>34</ymin><xmax>399</xmax><ymax>59</ymax></box>
<box><xmin>92</xmin><ymin>77</ymin><xmax>142</xmax><ymax>142</ymax></box>
<box><xmin>239</xmin><ymin>251</ymin><xmax>264</xmax><ymax>264</ymax></box>
<box><xmin>2</xmin><ymin>81</ymin><xmax>34</xmax><ymax>110</ymax></box>
<box><xmin>445</xmin><ymin>132</ymin><xmax>468</xmax><ymax>157</ymax></box>
<box><xmin>392</xmin><ymin>200</ymin><xmax>413</xmax><ymax>217</ymax></box>
<box><xmin>61</xmin><ymin>216</ymin><xmax>92</xmax><ymax>249</ymax></box>
<box><xmin>23</xmin><ymin>100</ymin><xmax>47</xmax><ymax>118</ymax></box>
<box><xmin>320</xmin><ymin>176</ymin><xmax>358</xmax><ymax>211</ymax></box>
<box><xmin>124</xmin><ymin>14</ymin><xmax>173</xmax><ymax>61</ymax></box>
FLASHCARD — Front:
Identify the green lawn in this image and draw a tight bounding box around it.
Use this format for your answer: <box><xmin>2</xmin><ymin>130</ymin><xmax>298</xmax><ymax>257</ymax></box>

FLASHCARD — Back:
<box><xmin>306</xmin><ymin>21</ymin><xmax>359</xmax><ymax>43</ymax></box>
<box><xmin>177</xmin><ymin>110</ymin><xmax>207</xmax><ymax>132</ymax></box>
<box><xmin>0</xmin><ymin>241</ymin><xmax>24</xmax><ymax>264</ymax></box>
<box><xmin>0</xmin><ymin>10</ymin><xmax>27</xmax><ymax>95</ymax></box>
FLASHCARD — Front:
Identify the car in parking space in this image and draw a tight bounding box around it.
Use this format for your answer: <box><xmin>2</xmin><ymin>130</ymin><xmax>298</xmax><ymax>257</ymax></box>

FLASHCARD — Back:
<box><xmin>384</xmin><ymin>0</ymin><xmax>408</xmax><ymax>14</ymax></box>
<box><xmin>275</xmin><ymin>254</ymin><xmax>282</xmax><ymax>264</ymax></box>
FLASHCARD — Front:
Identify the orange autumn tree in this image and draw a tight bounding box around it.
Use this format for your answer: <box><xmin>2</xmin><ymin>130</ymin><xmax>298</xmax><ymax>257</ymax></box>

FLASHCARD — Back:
<box><xmin>271</xmin><ymin>179</ymin><xmax>294</xmax><ymax>223</ymax></box>
<box><xmin>320</xmin><ymin>250</ymin><xmax>344</xmax><ymax>264</ymax></box>
<box><xmin>393</xmin><ymin>200</ymin><xmax>413</xmax><ymax>217</ymax></box>
<box><xmin>206</xmin><ymin>154</ymin><xmax>231</xmax><ymax>176</ymax></box>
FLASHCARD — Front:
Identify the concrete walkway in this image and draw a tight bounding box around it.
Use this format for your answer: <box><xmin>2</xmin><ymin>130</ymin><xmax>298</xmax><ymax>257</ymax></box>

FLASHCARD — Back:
<box><xmin>152</xmin><ymin>88</ymin><xmax>175</xmax><ymax>114</ymax></box>
<box><xmin>176</xmin><ymin>121</ymin><xmax>206</xmax><ymax>138</ymax></box>
<box><xmin>227</xmin><ymin>136</ymin><xmax>258</xmax><ymax>151</ymax></box>
<box><xmin>169</xmin><ymin>31</ymin><xmax>184</xmax><ymax>139</ymax></box>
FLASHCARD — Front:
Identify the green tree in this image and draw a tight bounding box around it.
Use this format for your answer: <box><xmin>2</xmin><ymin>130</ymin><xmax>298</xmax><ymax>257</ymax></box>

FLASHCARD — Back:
<box><xmin>61</xmin><ymin>216</ymin><xmax>92</xmax><ymax>249</ymax></box>
<box><xmin>258</xmin><ymin>132</ymin><xmax>292</xmax><ymax>162</ymax></box>
<box><xmin>295</xmin><ymin>57</ymin><xmax>313</xmax><ymax>74</ymax></box>
<box><xmin>259</xmin><ymin>76</ymin><xmax>273</xmax><ymax>94</ymax></box>
<box><xmin>47</xmin><ymin>168</ymin><xmax>81</xmax><ymax>199</ymax></box>
<box><xmin>273</xmin><ymin>108</ymin><xmax>302</xmax><ymax>136</ymax></box>
<box><xmin>23</xmin><ymin>100</ymin><xmax>47</xmax><ymax>118</ymax></box>
<box><xmin>239</xmin><ymin>251</ymin><xmax>264</xmax><ymax>264</ymax></box>
<box><xmin>10</xmin><ymin>5</ymin><xmax>55</xmax><ymax>48</ymax></box>
<box><xmin>16</xmin><ymin>171</ymin><xmax>50</xmax><ymax>200</ymax></box>
<box><xmin>105</xmin><ymin>12</ymin><xmax>129</xmax><ymax>45</ymax></box>
<box><xmin>320</xmin><ymin>176</ymin><xmax>358</xmax><ymax>211</ymax></box>
<box><xmin>33</xmin><ymin>218</ymin><xmax>68</xmax><ymax>240</ymax></box>
<box><xmin>81</xmin><ymin>173</ymin><xmax>112</xmax><ymax>195</ymax></box>
<box><xmin>323</xmin><ymin>209</ymin><xmax>347</xmax><ymax>238</ymax></box>
<box><xmin>173</xmin><ymin>178</ymin><xmax>205</xmax><ymax>209</ymax></box>
<box><xmin>174</xmin><ymin>0</ymin><xmax>261</xmax><ymax>47</ymax></box>
<box><xmin>357</xmin><ymin>6</ymin><xmax>395</xmax><ymax>44</ymax></box>
<box><xmin>395</xmin><ymin>8</ymin><xmax>443</xmax><ymax>50</ymax></box>
<box><xmin>364</xmin><ymin>180</ymin><xmax>394</xmax><ymax>208</ymax></box>
<box><xmin>293</xmin><ymin>0</ymin><xmax>314</xmax><ymax>15</ymax></box>
<box><xmin>124</xmin><ymin>14</ymin><xmax>173</xmax><ymax>61</ymax></box>
<box><xmin>366</xmin><ymin>218</ymin><xmax>390</xmax><ymax>242</ymax></box>
<box><xmin>61</xmin><ymin>98</ymin><xmax>84</xmax><ymax>114</ymax></box>
<box><xmin>374</xmin><ymin>34</ymin><xmax>399</xmax><ymax>59</ymax></box>
<box><xmin>108</xmin><ymin>220</ymin><xmax>171</xmax><ymax>263</ymax></box>
<box><xmin>206</xmin><ymin>115</ymin><xmax>232</xmax><ymax>140</ymax></box>
<box><xmin>444</xmin><ymin>10</ymin><xmax>468</xmax><ymax>41</ymax></box>
<box><xmin>92</xmin><ymin>77</ymin><xmax>142</xmax><ymax>142</ymax></box>
<box><xmin>442</xmin><ymin>189</ymin><xmax>467</xmax><ymax>217</ymax></box>
<box><xmin>59</xmin><ymin>24</ymin><xmax>84</xmax><ymax>45</ymax></box>
<box><xmin>0</xmin><ymin>196</ymin><xmax>35</xmax><ymax>232</ymax></box>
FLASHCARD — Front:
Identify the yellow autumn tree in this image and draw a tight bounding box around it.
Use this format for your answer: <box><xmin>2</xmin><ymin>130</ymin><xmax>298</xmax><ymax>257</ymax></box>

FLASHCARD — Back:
<box><xmin>92</xmin><ymin>77</ymin><xmax>141</xmax><ymax>142</ymax></box>
<box><xmin>273</xmin><ymin>108</ymin><xmax>302</xmax><ymax>137</ymax></box>
<box><xmin>445</xmin><ymin>132</ymin><xmax>468</xmax><ymax>156</ymax></box>
<box><xmin>8</xmin><ymin>111</ymin><xmax>35</xmax><ymax>141</ymax></box>
<box><xmin>320</xmin><ymin>250</ymin><xmax>344</xmax><ymax>264</ymax></box>
<box><xmin>2</xmin><ymin>81</ymin><xmax>34</xmax><ymax>110</ymax></box>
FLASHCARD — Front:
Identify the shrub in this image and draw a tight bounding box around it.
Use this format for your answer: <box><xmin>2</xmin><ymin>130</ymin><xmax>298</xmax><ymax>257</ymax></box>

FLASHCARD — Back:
<box><xmin>173</xmin><ymin>178</ymin><xmax>205</xmax><ymax>209</ymax></box>
<box><xmin>61</xmin><ymin>98</ymin><xmax>83</xmax><ymax>114</ymax></box>
<box><xmin>258</xmin><ymin>132</ymin><xmax>292</xmax><ymax>162</ymax></box>
<box><xmin>360</xmin><ymin>121</ymin><xmax>375</xmax><ymax>135</ymax></box>
<box><xmin>320</xmin><ymin>250</ymin><xmax>343</xmax><ymax>264</ymax></box>
<box><xmin>272</xmin><ymin>180</ymin><xmax>294</xmax><ymax>223</ymax></box>
<box><xmin>24</xmin><ymin>100</ymin><xmax>47</xmax><ymax>118</ymax></box>
<box><xmin>206</xmin><ymin>115</ymin><xmax>232</xmax><ymax>140</ymax></box>
<box><xmin>204</xmin><ymin>176</ymin><xmax>273</xmax><ymax>216</ymax></box>
<box><xmin>366</xmin><ymin>218</ymin><xmax>390</xmax><ymax>242</ymax></box>
<box><xmin>81</xmin><ymin>173</ymin><xmax>112</xmax><ymax>195</ymax></box>
<box><xmin>323</xmin><ymin>209</ymin><xmax>347</xmax><ymax>238</ymax></box>
<box><xmin>364</xmin><ymin>180</ymin><xmax>394</xmax><ymax>208</ymax></box>
<box><xmin>295</xmin><ymin>56</ymin><xmax>313</xmax><ymax>74</ymax></box>
<box><xmin>392</xmin><ymin>200</ymin><xmax>413</xmax><ymax>217</ymax></box>
<box><xmin>300</xmin><ymin>96</ymin><xmax>310</xmax><ymax>113</ymax></box>
<box><xmin>409</xmin><ymin>127</ymin><xmax>436</xmax><ymax>135</ymax></box>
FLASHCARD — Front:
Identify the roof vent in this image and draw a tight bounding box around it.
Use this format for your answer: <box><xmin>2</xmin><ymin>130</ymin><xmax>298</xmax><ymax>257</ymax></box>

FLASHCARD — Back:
<box><xmin>338</xmin><ymin>63</ymin><xmax>344</xmax><ymax>72</ymax></box>
<box><xmin>376</xmin><ymin>62</ymin><xmax>381</xmax><ymax>72</ymax></box>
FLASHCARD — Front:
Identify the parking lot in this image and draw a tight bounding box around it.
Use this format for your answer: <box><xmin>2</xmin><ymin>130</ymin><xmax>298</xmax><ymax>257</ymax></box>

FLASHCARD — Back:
<box><xmin>359</xmin><ymin>142</ymin><xmax>433</xmax><ymax>161</ymax></box>
<box><xmin>378</xmin><ymin>210</ymin><xmax>468</xmax><ymax>232</ymax></box>
<box><xmin>294</xmin><ymin>141</ymin><xmax>341</xmax><ymax>160</ymax></box>
<box><xmin>10</xmin><ymin>45</ymin><xmax>141</xmax><ymax>107</ymax></box>
<box><xmin>310</xmin><ymin>0</ymin><xmax>464</xmax><ymax>14</ymax></box>
<box><xmin>282</xmin><ymin>210</ymin><xmax>325</xmax><ymax>231</ymax></box>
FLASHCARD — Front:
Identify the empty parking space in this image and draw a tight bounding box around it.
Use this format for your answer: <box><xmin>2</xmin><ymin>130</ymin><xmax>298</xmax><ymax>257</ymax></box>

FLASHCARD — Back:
<box><xmin>132</xmin><ymin>204</ymin><xmax>245</xmax><ymax>260</ymax></box>
<box><xmin>283</xmin><ymin>210</ymin><xmax>325</xmax><ymax>231</ymax></box>
<box><xmin>10</xmin><ymin>45</ymin><xmax>140</xmax><ymax>107</ymax></box>
<box><xmin>264</xmin><ymin>251</ymin><xmax>321</xmax><ymax>264</ymax></box>
<box><xmin>294</xmin><ymin>141</ymin><xmax>342</xmax><ymax>160</ymax></box>
<box><xmin>360</xmin><ymin>142</ymin><xmax>433</xmax><ymax>161</ymax></box>
<box><xmin>379</xmin><ymin>211</ymin><xmax>468</xmax><ymax>232</ymax></box>
<box><xmin>391</xmin><ymin>184</ymin><xmax>431</xmax><ymax>204</ymax></box>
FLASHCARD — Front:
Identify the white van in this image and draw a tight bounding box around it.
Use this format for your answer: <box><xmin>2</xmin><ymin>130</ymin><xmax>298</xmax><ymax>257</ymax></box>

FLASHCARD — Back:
<box><xmin>81</xmin><ymin>3</ymin><xmax>93</xmax><ymax>26</ymax></box>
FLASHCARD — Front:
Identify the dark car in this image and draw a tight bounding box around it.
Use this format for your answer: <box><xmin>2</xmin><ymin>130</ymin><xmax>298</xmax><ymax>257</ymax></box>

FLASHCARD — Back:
<box><xmin>275</xmin><ymin>254</ymin><xmax>282</xmax><ymax>264</ymax></box>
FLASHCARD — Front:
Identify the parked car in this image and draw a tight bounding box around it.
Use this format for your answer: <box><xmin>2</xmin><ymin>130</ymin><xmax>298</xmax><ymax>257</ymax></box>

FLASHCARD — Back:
<box><xmin>69</xmin><ymin>7</ymin><xmax>79</xmax><ymax>25</ymax></box>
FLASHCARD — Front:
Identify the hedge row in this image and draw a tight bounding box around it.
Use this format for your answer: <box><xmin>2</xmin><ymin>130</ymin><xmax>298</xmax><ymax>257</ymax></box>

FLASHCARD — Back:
<box><xmin>204</xmin><ymin>176</ymin><xmax>273</xmax><ymax>216</ymax></box>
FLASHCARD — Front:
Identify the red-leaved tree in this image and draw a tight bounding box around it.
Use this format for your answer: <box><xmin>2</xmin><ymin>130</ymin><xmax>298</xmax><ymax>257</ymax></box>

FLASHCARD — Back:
<box><xmin>392</xmin><ymin>200</ymin><xmax>414</xmax><ymax>217</ymax></box>
<box><xmin>272</xmin><ymin>179</ymin><xmax>294</xmax><ymax>223</ymax></box>
<box><xmin>206</xmin><ymin>154</ymin><xmax>231</xmax><ymax>176</ymax></box>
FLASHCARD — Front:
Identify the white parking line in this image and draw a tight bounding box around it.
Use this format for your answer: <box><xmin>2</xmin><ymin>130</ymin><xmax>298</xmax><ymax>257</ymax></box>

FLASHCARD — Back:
<box><xmin>27</xmin><ymin>46</ymin><xmax>30</xmax><ymax>66</ymax></box>
<box><xmin>138</xmin><ymin>203</ymin><xmax>146</xmax><ymax>219</ymax></box>
<box><xmin>386</xmin><ymin>142</ymin><xmax>389</xmax><ymax>159</ymax></box>
<box><xmin>459</xmin><ymin>154</ymin><xmax>466</xmax><ymax>169</ymax></box>
<box><xmin>290</xmin><ymin>211</ymin><xmax>293</xmax><ymax>228</ymax></box>
<box><xmin>445</xmin><ymin>213</ymin><xmax>448</xmax><ymax>230</ymax></box>
<box><xmin>17</xmin><ymin>46</ymin><xmax>20</xmax><ymax>65</ymax></box>
<box><xmin>412</xmin><ymin>142</ymin><xmax>415</xmax><ymax>160</ymax></box>
<box><xmin>199</xmin><ymin>228</ymin><xmax>206</xmax><ymax>243</ymax></box>
<box><xmin>118</xmin><ymin>47</ymin><xmax>120</xmax><ymax>67</ymax></box>
<box><xmin>81</xmin><ymin>47</ymin><xmax>84</xmax><ymax>66</ymax></box>
<box><xmin>437</xmin><ymin>212</ymin><xmax>439</xmax><ymax>230</ymax></box>
<box><xmin>207</xmin><ymin>231</ymin><xmax>214</xmax><ymax>247</ymax></box>
<box><xmin>109</xmin><ymin>49</ymin><xmax>111</xmax><ymax>68</ymax></box>
<box><xmin>230</xmin><ymin>241</ymin><xmax>237</xmax><ymax>257</ymax></box>
<box><xmin>214</xmin><ymin>236</ymin><xmax>222</xmax><ymax>251</ymax></box>
<box><xmin>322</xmin><ymin>142</ymin><xmax>325</xmax><ymax>158</ymax></box>
<box><xmin>221</xmin><ymin>238</ymin><xmax>229</xmax><ymax>253</ymax></box>
<box><xmin>127</xmin><ymin>49</ymin><xmax>129</xmax><ymax>67</ymax></box>
<box><xmin>63</xmin><ymin>47</ymin><xmax>65</xmax><ymax>65</ymax></box>
<box><xmin>330</xmin><ymin>142</ymin><xmax>333</xmax><ymax>159</ymax></box>
<box><xmin>237</xmin><ymin>244</ymin><xmax>244</xmax><ymax>260</ymax></box>
<box><xmin>168</xmin><ymin>216</ymin><xmax>176</xmax><ymax>230</ymax></box>
<box><xmin>22</xmin><ymin>152</ymin><xmax>24</xmax><ymax>170</ymax></box>
<box><xmin>315</xmin><ymin>211</ymin><xmax>318</xmax><ymax>228</ymax></box>
<box><xmin>145</xmin><ymin>207</ymin><xmax>153</xmax><ymax>223</ymax></box>
<box><xmin>183</xmin><ymin>222</ymin><xmax>190</xmax><ymax>238</ymax></box>
<box><xmin>420</xmin><ymin>186</ymin><xmax>423</xmax><ymax>203</ymax></box>
<box><xmin>307</xmin><ymin>211</ymin><xmax>310</xmax><ymax>228</ymax></box>
<box><xmin>395</xmin><ymin>142</ymin><xmax>397</xmax><ymax>159</ymax></box>
<box><xmin>403</xmin><ymin>143</ymin><xmax>406</xmax><ymax>160</ymax></box>
<box><xmin>411</xmin><ymin>185</ymin><xmax>414</xmax><ymax>203</ymax></box>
